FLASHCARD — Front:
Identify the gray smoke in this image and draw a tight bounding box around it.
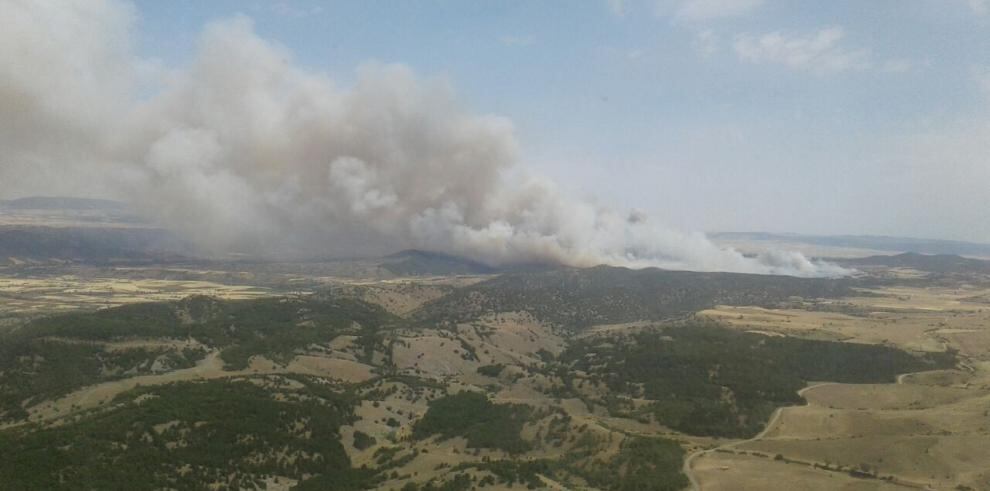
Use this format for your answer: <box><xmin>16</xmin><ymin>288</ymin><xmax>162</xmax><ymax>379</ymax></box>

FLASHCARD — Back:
<box><xmin>0</xmin><ymin>0</ymin><xmax>847</xmax><ymax>277</ymax></box>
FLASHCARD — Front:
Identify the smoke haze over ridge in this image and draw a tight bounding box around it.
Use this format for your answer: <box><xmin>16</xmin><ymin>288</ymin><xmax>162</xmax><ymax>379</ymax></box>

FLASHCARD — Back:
<box><xmin>0</xmin><ymin>0</ymin><xmax>846</xmax><ymax>277</ymax></box>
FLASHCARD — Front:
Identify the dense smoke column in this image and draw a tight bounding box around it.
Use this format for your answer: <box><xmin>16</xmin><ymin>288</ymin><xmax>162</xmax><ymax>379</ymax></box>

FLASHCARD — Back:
<box><xmin>0</xmin><ymin>0</ymin><xmax>846</xmax><ymax>277</ymax></box>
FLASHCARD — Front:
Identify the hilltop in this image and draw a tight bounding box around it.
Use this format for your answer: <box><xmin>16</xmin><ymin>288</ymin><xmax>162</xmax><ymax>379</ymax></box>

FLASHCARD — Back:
<box><xmin>838</xmin><ymin>252</ymin><xmax>990</xmax><ymax>274</ymax></box>
<box><xmin>416</xmin><ymin>265</ymin><xmax>852</xmax><ymax>329</ymax></box>
<box><xmin>712</xmin><ymin>232</ymin><xmax>990</xmax><ymax>258</ymax></box>
<box><xmin>0</xmin><ymin>196</ymin><xmax>129</xmax><ymax>211</ymax></box>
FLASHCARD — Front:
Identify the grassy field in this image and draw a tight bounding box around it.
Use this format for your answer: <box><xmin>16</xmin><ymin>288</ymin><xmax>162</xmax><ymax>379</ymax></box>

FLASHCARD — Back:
<box><xmin>689</xmin><ymin>283</ymin><xmax>990</xmax><ymax>491</ymax></box>
<box><xmin>701</xmin><ymin>284</ymin><xmax>990</xmax><ymax>356</ymax></box>
<box><xmin>0</xmin><ymin>276</ymin><xmax>275</xmax><ymax>317</ymax></box>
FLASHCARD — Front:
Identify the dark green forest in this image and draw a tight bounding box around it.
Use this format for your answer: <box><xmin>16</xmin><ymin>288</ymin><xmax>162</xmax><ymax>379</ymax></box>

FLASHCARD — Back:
<box><xmin>559</xmin><ymin>323</ymin><xmax>955</xmax><ymax>437</ymax></box>
<box><xmin>417</xmin><ymin>266</ymin><xmax>852</xmax><ymax>328</ymax></box>
<box><xmin>413</xmin><ymin>391</ymin><xmax>532</xmax><ymax>454</ymax></box>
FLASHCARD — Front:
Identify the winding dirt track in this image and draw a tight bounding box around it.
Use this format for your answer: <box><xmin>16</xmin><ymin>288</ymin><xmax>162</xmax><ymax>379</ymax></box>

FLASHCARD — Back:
<box><xmin>1</xmin><ymin>351</ymin><xmax>375</xmax><ymax>431</ymax></box>
<box><xmin>681</xmin><ymin>382</ymin><xmax>835</xmax><ymax>491</ymax></box>
<box><xmin>681</xmin><ymin>369</ymin><xmax>957</xmax><ymax>491</ymax></box>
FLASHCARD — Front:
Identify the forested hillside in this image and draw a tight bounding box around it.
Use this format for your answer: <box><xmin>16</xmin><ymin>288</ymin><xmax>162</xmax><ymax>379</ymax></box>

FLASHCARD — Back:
<box><xmin>417</xmin><ymin>266</ymin><xmax>852</xmax><ymax>328</ymax></box>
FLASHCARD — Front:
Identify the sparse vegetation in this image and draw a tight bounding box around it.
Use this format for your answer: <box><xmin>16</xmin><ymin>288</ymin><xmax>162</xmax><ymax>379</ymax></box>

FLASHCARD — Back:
<box><xmin>0</xmin><ymin>378</ymin><xmax>371</xmax><ymax>490</ymax></box>
<box><xmin>573</xmin><ymin>437</ymin><xmax>687</xmax><ymax>491</ymax></box>
<box><xmin>0</xmin><ymin>295</ymin><xmax>395</xmax><ymax>420</ymax></box>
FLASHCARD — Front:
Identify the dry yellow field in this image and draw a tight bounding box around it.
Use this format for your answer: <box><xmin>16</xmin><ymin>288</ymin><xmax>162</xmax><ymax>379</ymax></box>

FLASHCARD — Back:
<box><xmin>693</xmin><ymin>452</ymin><xmax>906</xmax><ymax>491</ymax></box>
<box><xmin>690</xmin><ymin>285</ymin><xmax>990</xmax><ymax>490</ymax></box>
<box><xmin>691</xmin><ymin>380</ymin><xmax>990</xmax><ymax>489</ymax></box>
<box><xmin>701</xmin><ymin>285</ymin><xmax>990</xmax><ymax>355</ymax></box>
<box><xmin>336</xmin><ymin>276</ymin><xmax>487</xmax><ymax>316</ymax></box>
<box><xmin>0</xmin><ymin>276</ymin><xmax>274</xmax><ymax>316</ymax></box>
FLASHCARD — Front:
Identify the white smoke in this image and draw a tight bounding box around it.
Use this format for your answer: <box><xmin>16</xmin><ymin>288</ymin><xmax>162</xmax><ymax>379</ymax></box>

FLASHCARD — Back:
<box><xmin>0</xmin><ymin>0</ymin><xmax>847</xmax><ymax>277</ymax></box>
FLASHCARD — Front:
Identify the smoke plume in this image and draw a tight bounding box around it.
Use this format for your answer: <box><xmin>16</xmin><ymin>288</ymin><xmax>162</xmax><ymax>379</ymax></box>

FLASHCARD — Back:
<box><xmin>0</xmin><ymin>0</ymin><xmax>847</xmax><ymax>277</ymax></box>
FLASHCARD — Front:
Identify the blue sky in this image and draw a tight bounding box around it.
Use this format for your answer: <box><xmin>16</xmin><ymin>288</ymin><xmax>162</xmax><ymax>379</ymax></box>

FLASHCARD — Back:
<box><xmin>127</xmin><ymin>0</ymin><xmax>990</xmax><ymax>242</ymax></box>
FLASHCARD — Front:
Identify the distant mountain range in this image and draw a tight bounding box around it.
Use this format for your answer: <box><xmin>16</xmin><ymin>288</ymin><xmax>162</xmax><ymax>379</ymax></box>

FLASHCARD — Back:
<box><xmin>712</xmin><ymin>232</ymin><xmax>990</xmax><ymax>258</ymax></box>
<box><xmin>382</xmin><ymin>250</ymin><xmax>497</xmax><ymax>276</ymax></box>
<box><xmin>382</xmin><ymin>250</ymin><xmax>556</xmax><ymax>276</ymax></box>
<box><xmin>0</xmin><ymin>226</ymin><xmax>192</xmax><ymax>264</ymax></box>
<box><xmin>837</xmin><ymin>252</ymin><xmax>990</xmax><ymax>275</ymax></box>
<box><xmin>0</xmin><ymin>196</ymin><xmax>191</xmax><ymax>264</ymax></box>
<box><xmin>6</xmin><ymin>198</ymin><xmax>990</xmax><ymax>272</ymax></box>
<box><xmin>0</xmin><ymin>196</ymin><xmax>128</xmax><ymax>211</ymax></box>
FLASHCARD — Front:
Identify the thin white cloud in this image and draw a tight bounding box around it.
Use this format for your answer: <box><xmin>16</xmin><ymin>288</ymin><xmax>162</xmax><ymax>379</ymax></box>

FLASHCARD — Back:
<box><xmin>877</xmin><ymin>120</ymin><xmax>990</xmax><ymax>243</ymax></box>
<box><xmin>671</xmin><ymin>0</ymin><xmax>765</xmax><ymax>21</ymax></box>
<box><xmin>880</xmin><ymin>59</ymin><xmax>913</xmax><ymax>73</ymax></box>
<box><xmin>733</xmin><ymin>26</ymin><xmax>871</xmax><ymax>74</ymax></box>
<box><xmin>607</xmin><ymin>0</ymin><xmax>626</xmax><ymax>17</ymax></box>
<box><xmin>257</xmin><ymin>1</ymin><xmax>323</xmax><ymax>18</ymax></box>
<box><xmin>968</xmin><ymin>0</ymin><xmax>989</xmax><ymax>15</ymax></box>
<box><xmin>498</xmin><ymin>35</ymin><xmax>535</xmax><ymax>47</ymax></box>
<box><xmin>972</xmin><ymin>65</ymin><xmax>990</xmax><ymax>100</ymax></box>
<box><xmin>694</xmin><ymin>29</ymin><xmax>719</xmax><ymax>56</ymax></box>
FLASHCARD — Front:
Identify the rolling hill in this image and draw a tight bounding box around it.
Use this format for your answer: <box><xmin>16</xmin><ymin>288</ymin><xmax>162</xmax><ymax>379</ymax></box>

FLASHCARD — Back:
<box><xmin>415</xmin><ymin>265</ymin><xmax>852</xmax><ymax>329</ymax></box>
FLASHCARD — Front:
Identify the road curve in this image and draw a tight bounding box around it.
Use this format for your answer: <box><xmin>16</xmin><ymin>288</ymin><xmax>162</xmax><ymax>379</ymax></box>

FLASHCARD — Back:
<box><xmin>681</xmin><ymin>382</ymin><xmax>836</xmax><ymax>491</ymax></box>
<box><xmin>681</xmin><ymin>368</ymin><xmax>953</xmax><ymax>490</ymax></box>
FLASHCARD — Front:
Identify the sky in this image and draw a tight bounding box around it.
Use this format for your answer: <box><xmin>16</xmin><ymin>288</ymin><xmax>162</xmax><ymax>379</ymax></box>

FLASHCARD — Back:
<box><xmin>1</xmin><ymin>1</ymin><xmax>988</xmax><ymax>275</ymax></box>
<box><xmin>121</xmin><ymin>0</ymin><xmax>990</xmax><ymax>243</ymax></box>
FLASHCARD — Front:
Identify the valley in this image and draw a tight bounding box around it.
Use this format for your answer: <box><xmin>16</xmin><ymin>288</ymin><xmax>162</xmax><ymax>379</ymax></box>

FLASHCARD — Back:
<box><xmin>0</xmin><ymin>202</ymin><xmax>987</xmax><ymax>490</ymax></box>
<box><xmin>0</xmin><ymin>254</ymin><xmax>986</xmax><ymax>489</ymax></box>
